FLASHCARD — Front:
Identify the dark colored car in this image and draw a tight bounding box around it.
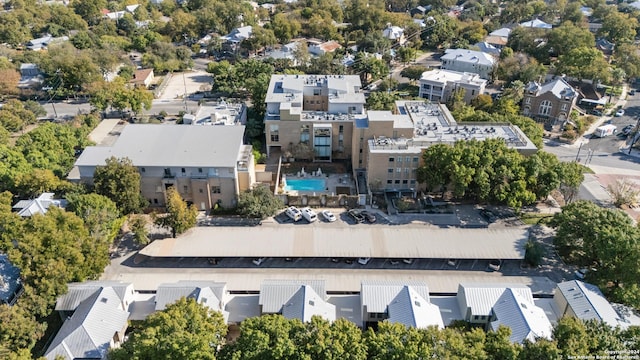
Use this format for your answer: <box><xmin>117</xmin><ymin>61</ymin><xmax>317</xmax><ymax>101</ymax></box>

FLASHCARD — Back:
<box><xmin>480</xmin><ymin>209</ymin><xmax>498</xmax><ymax>223</ymax></box>
<box><xmin>361</xmin><ymin>211</ymin><xmax>377</xmax><ymax>223</ymax></box>
<box><xmin>348</xmin><ymin>209</ymin><xmax>365</xmax><ymax>223</ymax></box>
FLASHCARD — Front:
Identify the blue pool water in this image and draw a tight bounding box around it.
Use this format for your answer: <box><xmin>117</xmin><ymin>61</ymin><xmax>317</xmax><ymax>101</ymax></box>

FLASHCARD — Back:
<box><xmin>284</xmin><ymin>178</ymin><xmax>326</xmax><ymax>191</ymax></box>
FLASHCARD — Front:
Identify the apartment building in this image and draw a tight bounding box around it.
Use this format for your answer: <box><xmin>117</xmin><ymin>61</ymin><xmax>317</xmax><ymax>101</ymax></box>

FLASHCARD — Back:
<box><xmin>418</xmin><ymin>69</ymin><xmax>487</xmax><ymax>104</ymax></box>
<box><xmin>73</xmin><ymin>124</ymin><xmax>254</xmax><ymax>210</ymax></box>
<box><xmin>264</xmin><ymin>74</ymin><xmax>366</xmax><ymax>161</ymax></box>
<box><xmin>440</xmin><ymin>48</ymin><xmax>496</xmax><ymax>80</ymax></box>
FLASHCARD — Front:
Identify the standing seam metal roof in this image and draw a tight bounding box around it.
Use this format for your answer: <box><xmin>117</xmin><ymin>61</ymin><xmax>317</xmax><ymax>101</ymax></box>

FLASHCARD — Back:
<box><xmin>490</xmin><ymin>288</ymin><xmax>552</xmax><ymax>343</ymax></box>
<box><xmin>457</xmin><ymin>283</ymin><xmax>532</xmax><ymax>317</ymax></box>
<box><xmin>556</xmin><ymin>280</ymin><xmax>622</xmax><ymax>328</ymax></box>
<box><xmin>281</xmin><ymin>285</ymin><xmax>336</xmax><ymax>322</ymax></box>
<box><xmin>259</xmin><ymin>280</ymin><xmax>326</xmax><ymax>314</ymax></box>
<box><xmin>388</xmin><ymin>286</ymin><xmax>444</xmax><ymax>329</ymax></box>
<box><xmin>361</xmin><ymin>281</ymin><xmax>430</xmax><ymax>314</ymax></box>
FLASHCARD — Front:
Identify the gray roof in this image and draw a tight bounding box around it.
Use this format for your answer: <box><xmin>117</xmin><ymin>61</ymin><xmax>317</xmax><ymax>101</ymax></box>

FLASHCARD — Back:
<box><xmin>281</xmin><ymin>285</ymin><xmax>336</xmax><ymax>322</ymax></box>
<box><xmin>75</xmin><ymin>124</ymin><xmax>246</xmax><ymax>168</ymax></box>
<box><xmin>155</xmin><ymin>281</ymin><xmax>227</xmax><ymax>312</ymax></box>
<box><xmin>388</xmin><ymin>285</ymin><xmax>444</xmax><ymax>329</ymax></box>
<box><xmin>556</xmin><ymin>280</ymin><xmax>622</xmax><ymax>328</ymax></box>
<box><xmin>259</xmin><ymin>279</ymin><xmax>326</xmax><ymax>313</ymax></box>
<box><xmin>474</xmin><ymin>42</ymin><xmax>501</xmax><ymax>55</ymax></box>
<box><xmin>489</xmin><ymin>28</ymin><xmax>511</xmax><ymax>38</ymax></box>
<box><xmin>361</xmin><ymin>281</ymin><xmax>430</xmax><ymax>314</ymax></box>
<box><xmin>0</xmin><ymin>254</ymin><xmax>21</xmax><ymax>305</ymax></box>
<box><xmin>265</xmin><ymin>74</ymin><xmax>364</xmax><ymax>106</ymax></box>
<box><xmin>55</xmin><ymin>281</ymin><xmax>133</xmax><ymax>311</ymax></box>
<box><xmin>45</xmin><ymin>287</ymin><xmax>129</xmax><ymax>360</ymax></box>
<box><xmin>441</xmin><ymin>49</ymin><xmax>495</xmax><ymax>67</ymax></box>
<box><xmin>539</xmin><ymin>78</ymin><xmax>577</xmax><ymax>99</ymax></box>
<box><xmin>457</xmin><ymin>283</ymin><xmax>532</xmax><ymax>317</ymax></box>
<box><xmin>12</xmin><ymin>192</ymin><xmax>67</xmax><ymax>217</ymax></box>
<box><xmin>520</xmin><ymin>19</ymin><xmax>552</xmax><ymax>29</ymax></box>
<box><xmin>490</xmin><ymin>288</ymin><xmax>552</xmax><ymax>343</ymax></box>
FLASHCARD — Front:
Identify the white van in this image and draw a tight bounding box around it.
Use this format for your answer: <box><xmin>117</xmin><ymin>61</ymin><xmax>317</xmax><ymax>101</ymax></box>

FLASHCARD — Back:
<box><xmin>301</xmin><ymin>207</ymin><xmax>317</xmax><ymax>223</ymax></box>
<box><xmin>285</xmin><ymin>206</ymin><xmax>302</xmax><ymax>221</ymax></box>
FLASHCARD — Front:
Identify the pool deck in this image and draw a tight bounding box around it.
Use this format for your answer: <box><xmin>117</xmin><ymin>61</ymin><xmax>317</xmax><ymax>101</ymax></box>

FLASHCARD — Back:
<box><xmin>282</xmin><ymin>173</ymin><xmax>354</xmax><ymax>196</ymax></box>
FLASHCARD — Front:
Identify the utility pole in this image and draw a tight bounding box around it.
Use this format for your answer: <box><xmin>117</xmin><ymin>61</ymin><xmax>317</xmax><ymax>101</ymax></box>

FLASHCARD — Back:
<box><xmin>628</xmin><ymin>116</ymin><xmax>640</xmax><ymax>154</ymax></box>
<box><xmin>183</xmin><ymin>72</ymin><xmax>188</xmax><ymax>113</ymax></box>
<box><xmin>575</xmin><ymin>141</ymin><xmax>583</xmax><ymax>162</ymax></box>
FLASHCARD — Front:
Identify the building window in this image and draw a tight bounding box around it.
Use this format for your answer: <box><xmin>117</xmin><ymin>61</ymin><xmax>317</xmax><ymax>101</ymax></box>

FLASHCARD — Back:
<box><xmin>474</xmin><ymin>315</ymin><xmax>479</xmax><ymax>320</ymax></box>
<box><xmin>314</xmin><ymin>89</ymin><xmax>321</xmax><ymax>95</ymax></box>
<box><xmin>387</xmin><ymin>180</ymin><xmax>393</xmax><ymax>184</ymax></box>
<box><xmin>339</xmin><ymin>125</ymin><xmax>344</xmax><ymax>133</ymax></box>
<box><xmin>394</xmin><ymin>180</ymin><xmax>400</xmax><ymax>184</ymax></box>
<box><xmin>539</xmin><ymin>100</ymin><xmax>552</xmax><ymax>116</ymax></box>
<box><xmin>199</xmin><ymin>189</ymin><xmax>203</xmax><ymax>193</ymax></box>
<box><xmin>396</xmin><ymin>157</ymin><xmax>402</xmax><ymax>163</ymax></box>
<box><xmin>141</xmin><ymin>167</ymin><xmax>146</xmax><ymax>173</ymax></box>
<box><xmin>402</xmin><ymin>180</ymin><xmax>408</xmax><ymax>184</ymax></box>
<box><xmin>396</xmin><ymin>168</ymin><xmax>401</xmax><ymax>173</ymax></box>
<box><xmin>561</xmin><ymin>103</ymin><xmax>568</xmax><ymax>110</ymax></box>
<box><xmin>410</xmin><ymin>180</ymin><xmax>416</xmax><ymax>185</ymax></box>
<box><xmin>181</xmin><ymin>168</ymin><xmax>186</xmax><ymax>173</ymax></box>
<box><xmin>405</xmin><ymin>156</ymin><xmax>411</xmax><ymax>163</ymax></box>
<box><xmin>471</xmin><ymin>90</ymin><xmax>475</xmax><ymax>96</ymax></box>
<box><xmin>183</xmin><ymin>185</ymin><xmax>188</xmax><ymax>192</ymax></box>
<box><xmin>388</xmin><ymin>168</ymin><xmax>393</xmax><ymax>173</ymax></box>
<box><xmin>525</xmin><ymin>97</ymin><xmax>531</xmax><ymax>104</ymax></box>
<box><xmin>422</xmin><ymin>84</ymin><xmax>431</xmax><ymax>90</ymax></box>
<box><xmin>198</xmin><ymin>168</ymin><xmax>203</xmax><ymax>173</ymax></box>
<box><xmin>405</xmin><ymin>168</ymin><xmax>410</xmax><ymax>174</ymax></box>
<box><xmin>413</xmin><ymin>157</ymin><xmax>419</xmax><ymax>163</ymax></box>
<box><xmin>153</xmin><ymin>198</ymin><xmax>158</xmax><ymax>204</ymax></box>
<box><xmin>300</xmin><ymin>124</ymin><xmax>310</xmax><ymax>144</ymax></box>
<box><xmin>211</xmin><ymin>186</ymin><xmax>221</xmax><ymax>194</ymax></box>
<box><xmin>389</xmin><ymin>157</ymin><xmax>394</xmax><ymax>162</ymax></box>
<box><xmin>270</xmin><ymin>124</ymin><xmax>279</xmax><ymax>142</ymax></box>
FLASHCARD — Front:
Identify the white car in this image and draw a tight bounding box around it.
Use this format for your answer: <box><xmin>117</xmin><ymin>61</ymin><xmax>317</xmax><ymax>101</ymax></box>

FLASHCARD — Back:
<box><xmin>321</xmin><ymin>210</ymin><xmax>336</xmax><ymax>222</ymax></box>
<box><xmin>301</xmin><ymin>207</ymin><xmax>317</xmax><ymax>223</ymax></box>
<box><xmin>615</xmin><ymin>109</ymin><xmax>625</xmax><ymax>117</ymax></box>
<box><xmin>252</xmin><ymin>257</ymin><xmax>267</xmax><ymax>266</ymax></box>
<box><xmin>285</xmin><ymin>206</ymin><xmax>302</xmax><ymax>221</ymax></box>
<box><xmin>358</xmin><ymin>257</ymin><xmax>371</xmax><ymax>265</ymax></box>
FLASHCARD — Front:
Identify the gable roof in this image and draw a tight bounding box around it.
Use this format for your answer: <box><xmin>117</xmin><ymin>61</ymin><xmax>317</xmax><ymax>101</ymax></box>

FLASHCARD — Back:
<box><xmin>441</xmin><ymin>49</ymin><xmax>495</xmax><ymax>67</ymax></box>
<box><xmin>12</xmin><ymin>193</ymin><xmax>67</xmax><ymax>217</ymax></box>
<box><xmin>55</xmin><ymin>281</ymin><xmax>133</xmax><ymax>312</ymax></box>
<box><xmin>155</xmin><ymin>281</ymin><xmax>227</xmax><ymax>311</ymax></box>
<box><xmin>281</xmin><ymin>285</ymin><xmax>336</xmax><ymax>322</ymax></box>
<box><xmin>457</xmin><ymin>283</ymin><xmax>533</xmax><ymax>317</ymax></box>
<box><xmin>489</xmin><ymin>27</ymin><xmax>512</xmax><ymax>38</ymax></box>
<box><xmin>259</xmin><ymin>279</ymin><xmax>326</xmax><ymax>313</ymax></box>
<box><xmin>361</xmin><ymin>280</ymin><xmax>430</xmax><ymax>314</ymax></box>
<box><xmin>539</xmin><ymin>78</ymin><xmax>577</xmax><ymax>99</ymax></box>
<box><xmin>474</xmin><ymin>42</ymin><xmax>500</xmax><ymax>55</ymax></box>
<box><xmin>223</xmin><ymin>26</ymin><xmax>253</xmax><ymax>43</ymax></box>
<box><xmin>45</xmin><ymin>287</ymin><xmax>129</xmax><ymax>360</ymax></box>
<box><xmin>556</xmin><ymin>280</ymin><xmax>623</xmax><ymax>328</ymax></box>
<box><xmin>388</xmin><ymin>285</ymin><xmax>444</xmax><ymax>329</ymax></box>
<box><xmin>520</xmin><ymin>19</ymin><xmax>552</xmax><ymax>29</ymax></box>
<box><xmin>490</xmin><ymin>288</ymin><xmax>552</xmax><ymax>343</ymax></box>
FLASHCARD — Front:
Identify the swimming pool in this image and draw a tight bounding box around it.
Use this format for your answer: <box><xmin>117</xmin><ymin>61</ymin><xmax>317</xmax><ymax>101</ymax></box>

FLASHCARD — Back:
<box><xmin>284</xmin><ymin>178</ymin><xmax>326</xmax><ymax>192</ymax></box>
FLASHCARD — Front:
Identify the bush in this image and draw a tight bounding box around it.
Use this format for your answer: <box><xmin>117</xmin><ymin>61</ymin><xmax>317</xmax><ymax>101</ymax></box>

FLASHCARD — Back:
<box><xmin>524</xmin><ymin>240</ymin><xmax>545</xmax><ymax>266</ymax></box>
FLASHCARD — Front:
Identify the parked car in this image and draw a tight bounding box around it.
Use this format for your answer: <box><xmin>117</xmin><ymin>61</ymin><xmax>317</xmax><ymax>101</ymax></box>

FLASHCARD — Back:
<box><xmin>285</xmin><ymin>206</ymin><xmax>302</xmax><ymax>222</ymax></box>
<box><xmin>252</xmin><ymin>257</ymin><xmax>267</xmax><ymax>266</ymax></box>
<box><xmin>402</xmin><ymin>258</ymin><xmax>414</xmax><ymax>264</ymax></box>
<box><xmin>348</xmin><ymin>209</ymin><xmax>365</xmax><ymax>223</ymax></box>
<box><xmin>623</xmin><ymin>124</ymin><xmax>634</xmax><ymax>135</ymax></box>
<box><xmin>480</xmin><ymin>209</ymin><xmax>497</xmax><ymax>223</ymax></box>
<box><xmin>321</xmin><ymin>210</ymin><xmax>337</xmax><ymax>222</ymax></box>
<box><xmin>447</xmin><ymin>259</ymin><xmax>457</xmax><ymax>267</ymax></box>
<box><xmin>389</xmin><ymin>259</ymin><xmax>401</xmax><ymax>265</ymax></box>
<box><xmin>615</xmin><ymin>109</ymin><xmax>625</xmax><ymax>117</ymax></box>
<box><xmin>630</xmin><ymin>89</ymin><xmax>636</xmax><ymax>95</ymax></box>
<box><xmin>488</xmin><ymin>259</ymin><xmax>502</xmax><ymax>272</ymax></box>
<box><xmin>344</xmin><ymin>258</ymin><xmax>356</xmax><ymax>264</ymax></box>
<box><xmin>301</xmin><ymin>207</ymin><xmax>317</xmax><ymax>223</ymax></box>
<box><xmin>358</xmin><ymin>257</ymin><xmax>371</xmax><ymax>265</ymax></box>
<box><xmin>361</xmin><ymin>211</ymin><xmax>377</xmax><ymax>223</ymax></box>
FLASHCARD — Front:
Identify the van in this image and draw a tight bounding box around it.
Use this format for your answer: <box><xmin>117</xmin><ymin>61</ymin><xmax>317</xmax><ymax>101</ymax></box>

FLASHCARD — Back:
<box><xmin>285</xmin><ymin>206</ymin><xmax>302</xmax><ymax>222</ymax></box>
<box><xmin>301</xmin><ymin>207</ymin><xmax>317</xmax><ymax>223</ymax></box>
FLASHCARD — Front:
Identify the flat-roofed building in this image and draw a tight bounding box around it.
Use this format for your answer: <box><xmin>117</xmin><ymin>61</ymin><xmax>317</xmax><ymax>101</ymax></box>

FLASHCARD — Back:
<box><xmin>264</xmin><ymin>74</ymin><xmax>365</xmax><ymax>160</ymax></box>
<box><xmin>418</xmin><ymin>69</ymin><xmax>487</xmax><ymax>104</ymax></box>
<box><xmin>73</xmin><ymin>124</ymin><xmax>254</xmax><ymax>210</ymax></box>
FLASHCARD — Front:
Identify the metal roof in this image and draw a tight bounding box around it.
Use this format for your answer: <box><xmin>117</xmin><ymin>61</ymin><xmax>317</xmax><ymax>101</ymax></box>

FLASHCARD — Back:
<box><xmin>45</xmin><ymin>287</ymin><xmax>129</xmax><ymax>360</ymax></box>
<box><xmin>139</xmin><ymin>226</ymin><xmax>529</xmax><ymax>259</ymax></box>
<box><xmin>281</xmin><ymin>285</ymin><xmax>336</xmax><ymax>322</ymax></box>
<box><xmin>155</xmin><ymin>281</ymin><xmax>227</xmax><ymax>311</ymax></box>
<box><xmin>259</xmin><ymin>279</ymin><xmax>326</xmax><ymax>313</ymax></box>
<box><xmin>361</xmin><ymin>280</ymin><xmax>430</xmax><ymax>314</ymax></box>
<box><xmin>388</xmin><ymin>286</ymin><xmax>444</xmax><ymax>329</ymax></box>
<box><xmin>0</xmin><ymin>254</ymin><xmax>21</xmax><ymax>305</ymax></box>
<box><xmin>538</xmin><ymin>78</ymin><xmax>577</xmax><ymax>99</ymax></box>
<box><xmin>457</xmin><ymin>283</ymin><xmax>532</xmax><ymax>317</ymax></box>
<box><xmin>74</xmin><ymin>124</ymin><xmax>246</xmax><ymax>168</ymax></box>
<box><xmin>55</xmin><ymin>281</ymin><xmax>133</xmax><ymax>311</ymax></box>
<box><xmin>490</xmin><ymin>288</ymin><xmax>552</xmax><ymax>343</ymax></box>
<box><xmin>555</xmin><ymin>280</ymin><xmax>623</xmax><ymax>328</ymax></box>
<box><xmin>441</xmin><ymin>49</ymin><xmax>495</xmax><ymax>67</ymax></box>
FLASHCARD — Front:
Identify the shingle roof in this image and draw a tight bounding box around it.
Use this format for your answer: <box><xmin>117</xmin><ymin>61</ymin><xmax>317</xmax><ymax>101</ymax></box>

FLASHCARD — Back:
<box><xmin>556</xmin><ymin>280</ymin><xmax>622</xmax><ymax>328</ymax></box>
<box><xmin>361</xmin><ymin>281</ymin><xmax>430</xmax><ymax>314</ymax></box>
<box><xmin>388</xmin><ymin>286</ymin><xmax>444</xmax><ymax>329</ymax></box>
<box><xmin>74</xmin><ymin>124</ymin><xmax>246</xmax><ymax>168</ymax></box>
<box><xmin>457</xmin><ymin>283</ymin><xmax>532</xmax><ymax>317</ymax></box>
<box><xmin>55</xmin><ymin>281</ymin><xmax>133</xmax><ymax>311</ymax></box>
<box><xmin>281</xmin><ymin>285</ymin><xmax>336</xmax><ymax>322</ymax></box>
<box><xmin>490</xmin><ymin>288</ymin><xmax>552</xmax><ymax>343</ymax></box>
<box><xmin>45</xmin><ymin>287</ymin><xmax>129</xmax><ymax>360</ymax></box>
<box><xmin>259</xmin><ymin>280</ymin><xmax>326</xmax><ymax>313</ymax></box>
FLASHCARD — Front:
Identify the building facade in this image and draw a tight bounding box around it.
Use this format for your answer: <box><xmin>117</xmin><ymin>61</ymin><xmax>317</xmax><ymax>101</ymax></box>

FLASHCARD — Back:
<box><xmin>522</xmin><ymin>78</ymin><xmax>578</xmax><ymax>125</ymax></box>
<box><xmin>440</xmin><ymin>48</ymin><xmax>496</xmax><ymax>80</ymax></box>
<box><xmin>418</xmin><ymin>69</ymin><xmax>487</xmax><ymax>104</ymax></box>
<box><xmin>73</xmin><ymin>125</ymin><xmax>254</xmax><ymax>210</ymax></box>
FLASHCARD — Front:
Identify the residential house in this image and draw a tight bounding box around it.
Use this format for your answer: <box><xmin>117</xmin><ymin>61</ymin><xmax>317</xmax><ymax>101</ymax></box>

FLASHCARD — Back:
<box><xmin>26</xmin><ymin>34</ymin><xmax>69</xmax><ymax>51</ymax></box>
<box><xmin>485</xmin><ymin>28</ymin><xmax>511</xmax><ymax>49</ymax></box>
<box><xmin>55</xmin><ymin>281</ymin><xmax>135</xmax><ymax>320</ymax></box>
<box><xmin>382</xmin><ymin>25</ymin><xmax>406</xmax><ymax>45</ymax></box>
<box><xmin>12</xmin><ymin>192</ymin><xmax>67</xmax><ymax>217</ymax></box>
<box><xmin>259</xmin><ymin>280</ymin><xmax>335</xmax><ymax>322</ymax></box>
<box><xmin>19</xmin><ymin>63</ymin><xmax>44</xmax><ymax>89</ymax></box>
<box><xmin>264</xmin><ymin>74</ymin><xmax>365</xmax><ymax>160</ymax></box>
<box><xmin>361</xmin><ymin>281</ymin><xmax>443</xmax><ymax>329</ymax></box>
<box><xmin>418</xmin><ymin>69</ymin><xmax>487</xmax><ymax>104</ymax></box>
<box><xmin>103</xmin><ymin>4</ymin><xmax>139</xmax><ymax>20</ymax></box>
<box><xmin>440</xmin><ymin>48</ymin><xmax>495</xmax><ymax>80</ymax></box>
<box><xmin>265</xmin><ymin>41</ymin><xmax>303</xmax><ymax>66</ymax></box>
<box><xmin>308</xmin><ymin>39</ymin><xmax>342</xmax><ymax>56</ymax></box>
<box><xmin>128</xmin><ymin>68</ymin><xmax>155</xmax><ymax>88</ymax></box>
<box><xmin>457</xmin><ymin>283</ymin><xmax>534</xmax><ymax>325</ymax></box>
<box><xmin>0</xmin><ymin>254</ymin><xmax>22</xmax><ymax>306</ymax></box>
<box><xmin>519</xmin><ymin>18</ymin><xmax>553</xmax><ymax>29</ymax></box>
<box><xmin>489</xmin><ymin>288</ymin><xmax>553</xmax><ymax>343</ymax></box>
<box><xmin>522</xmin><ymin>77</ymin><xmax>578</xmax><ymax>125</ymax></box>
<box><xmin>410</xmin><ymin>5</ymin><xmax>432</xmax><ymax>17</ymax></box>
<box><xmin>222</xmin><ymin>25</ymin><xmax>253</xmax><ymax>44</ymax></box>
<box><xmin>46</xmin><ymin>283</ymin><xmax>133</xmax><ymax>360</ymax></box>
<box><xmin>72</xmin><ymin>124</ymin><xmax>255</xmax><ymax>210</ymax></box>
<box><xmin>474</xmin><ymin>42</ymin><xmax>500</xmax><ymax>56</ymax></box>
<box><xmin>553</xmin><ymin>280</ymin><xmax>627</xmax><ymax>328</ymax></box>
<box><xmin>156</xmin><ymin>281</ymin><xmax>229</xmax><ymax>321</ymax></box>
<box><xmin>595</xmin><ymin>38</ymin><xmax>615</xmax><ymax>56</ymax></box>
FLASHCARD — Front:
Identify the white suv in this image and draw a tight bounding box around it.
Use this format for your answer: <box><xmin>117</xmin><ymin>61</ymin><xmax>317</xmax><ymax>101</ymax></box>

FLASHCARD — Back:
<box><xmin>285</xmin><ymin>206</ymin><xmax>302</xmax><ymax>221</ymax></box>
<box><xmin>301</xmin><ymin>207</ymin><xmax>317</xmax><ymax>223</ymax></box>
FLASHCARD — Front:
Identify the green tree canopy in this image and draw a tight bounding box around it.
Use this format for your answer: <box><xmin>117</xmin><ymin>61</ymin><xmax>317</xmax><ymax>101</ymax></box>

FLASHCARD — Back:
<box><xmin>237</xmin><ymin>185</ymin><xmax>284</xmax><ymax>219</ymax></box>
<box><xmin>109</xmin><ymin>297</ymin><xmax>227</xmax><ymax>360</ymax></box>
<box><xmin>154</xmin><ymin>187</ymin><xmax>198</xmax><ymax>238</ymax></box>
<box><xmin>66</xmin><ymin>192</ymin><xmax>124</xmax><ymax>245</ymax></box>
<box><xmin>93</xmin><ymin>157</ymin><xmax>147</xmax><ymax>215</ymax></box>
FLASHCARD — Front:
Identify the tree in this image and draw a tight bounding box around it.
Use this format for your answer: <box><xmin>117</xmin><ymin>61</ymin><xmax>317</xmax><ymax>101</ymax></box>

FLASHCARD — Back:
<box><xmin>14</xmin><ymin>169</ymin><xmax>63</xmax><ymax>198</ymax></box>
<box><xmin>0</xmin><ymin>68</ymin><xmax>19</xmax><ymax>98</ymax></box>
<box><xmin>72</xmin><ymin>0</ymin><xmax>107</xmax><ymax>25</ymax></box>
<box><xmin>366</xmin><ymin>92</ymin><xmax>399</xmax><ymax>111</ymax></box>
<box><xmin>555</xmin><ymin>47</ymin><xmax>611</xmax><ymax>84</ymax></box>
<box><xmin>607</xmin><ymin>178</ymin><xmax>640</xmax><ymax>208</ymax></box>
<box><xmin>400</xmin><ymin>65</ymin><xmax>428</xmax><ymax>84</ymax></box>
<box><xmin>66</xmin><ymin>193</ymin><xmax>124</xmax><ymax>245</ymax></box>
<box><xmin>93</xmin><ymin>157</ymin><xmax>147</xmax><ymax>215</ymax></box>
<box><xmin>237</xmin><ymin>185</ymin><xmax>284</xmax><ymax>219</ymax></box>
<box><xmin>598</xmin><ymin>11</ymin><xmax>637</xmax><ymax>45</ymax></box>
<box><xmin>0</xmin><ymin>304</ymin><xmax>47</xmax><ymax>355</ymax></box>
<box><xmin>557</xmin><ymin>161</ymin><xmax>584</xmax><ymax>203</ymax></box>
<box><xmin>154</xmin><ymin>187</ymin><xmax>198</xmax><ymax>238</ymax></box>
<box><xmin>129</xmin><ymin>214</ymin><xmax>149</xmax><ymax>246</ymax></box>
<box><xmin>546</xmin><ymin>22</ymin><xmax>595</xmax><ymax>57</ymax></box>
<box><xmin>109</xmin><ymin>297</ymin><xmax>227</xmax><ymax>360</ymax></box>
<box><xmin>396</xmin><ymin>47</ymin><xmax>416</xmax><ymax>65</ymax></box>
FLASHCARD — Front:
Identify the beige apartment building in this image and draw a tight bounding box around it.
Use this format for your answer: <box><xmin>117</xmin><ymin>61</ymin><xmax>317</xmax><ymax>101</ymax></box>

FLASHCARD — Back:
<box><xmin>73</xmin><ymin>124</ymin><xmax>254</xmax><ymax>210</ymax></box>
<box><xmin>264</xmin><ymin>74</ymin><xmax>366</xmax><ymax>161</ymax></box>
<box><xmin>418</xmin><ymin>69</ymin><xmax>487</xmax><ymax>104</ymax></box>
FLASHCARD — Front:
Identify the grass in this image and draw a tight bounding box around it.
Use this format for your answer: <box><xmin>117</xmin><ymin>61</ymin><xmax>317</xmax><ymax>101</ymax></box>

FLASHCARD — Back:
<box><xmin>519</xmin><ymin>213</ymin><xmax>553</xmax><ymax>225</ymax></box>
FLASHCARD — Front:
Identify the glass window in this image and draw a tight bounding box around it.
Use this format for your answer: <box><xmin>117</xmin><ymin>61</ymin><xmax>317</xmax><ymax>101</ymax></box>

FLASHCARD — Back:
<box><xmin>211</xmin><ymin>186</ymin><xmax>221</xmax><ymax>194</ymax></box>
<box><xmin>183</xmin><ymin>185</ymin><xmax>188</xmax><ymax>192</ymax></box>
<box><xmin>388</xmin><ymin>168</ymin><xmax>393</xmax><ymax>173</ymax></box>
<box><xmin>389</xmin><ymin>157</ymin><xmax>394</xmax><ymax>162</ymax></box>
<box><xmin>402</xmin><ymin>180</ymin><xmax>408</xmax><ymax>184</ymax></box>
<box><xmin>539</xmin><ymin>100</ymin><xmax>552</xmax><ymax>116</ymax></box>
<box><xmin>270</xmin><ymin>124</ymin><xmax>279</xmax><ymax>142</ymax></box>
<box><xmin>394</xmin><ymin>180</ymin><xmax>400</xmax><ymax>184</ymax></box>
<box><xmin>413</xmin><ymin>157</ymin><xmax>419</xmax><ymax>163</ymax></box>
<box><xmin>387</xmin><ymin>180</ymin><xmax>393</xmax><ymax>184</ymax></box>
<box><xmin>396</xmin><ymin>168</ymin><xmax>401</xmax><ymax>173</ymax></box>
<box><xmin>198</xmin><ymin>168</ymin><xmax>203</xmax><ymax>173</ymax></box>
<box><xmin>141</xmin><ymin>167</ymin><xmax>146</xmax><ymax>173</ymax></box>
<box><xmin>300</xmin><ymin>124</ymin><xmax>310</xmax><ymax>144</ymax></box>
